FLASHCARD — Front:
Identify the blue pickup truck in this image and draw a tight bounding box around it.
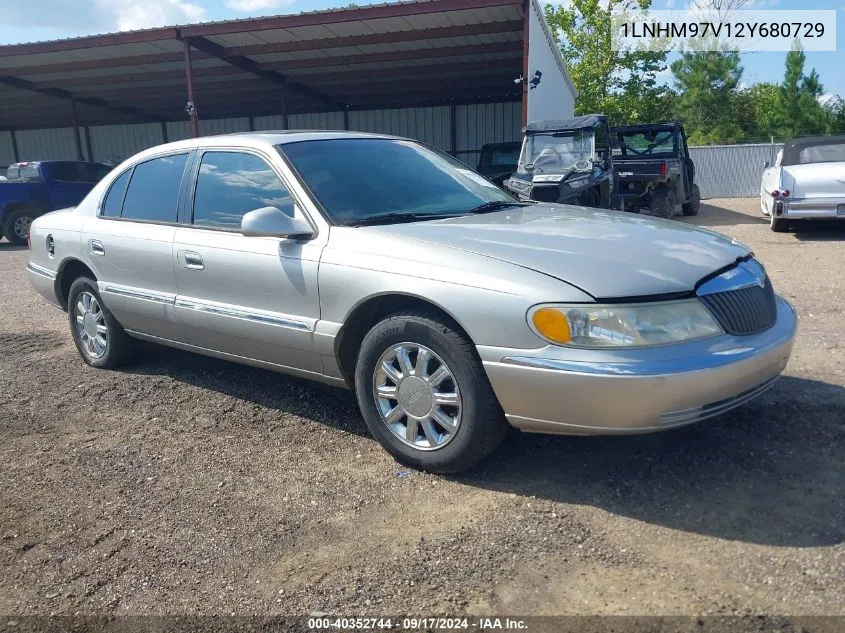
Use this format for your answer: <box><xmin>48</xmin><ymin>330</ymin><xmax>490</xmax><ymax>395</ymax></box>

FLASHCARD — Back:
<box><xmin>0</xmin><ymin>161</ymin><xmax>112</xmax><ymax>245</ymax></box>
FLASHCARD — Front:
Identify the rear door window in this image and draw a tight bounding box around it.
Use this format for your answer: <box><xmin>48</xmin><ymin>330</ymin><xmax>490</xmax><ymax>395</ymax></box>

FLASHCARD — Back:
<box><xmin>120</xmin><ymin>153</ymin><xmax>189</xmax><ymax>223</ymax></box>
<box><xmin>101</xmin><ymin>170</ymin><xmax>131</xmax><ymax>218</ymax></box>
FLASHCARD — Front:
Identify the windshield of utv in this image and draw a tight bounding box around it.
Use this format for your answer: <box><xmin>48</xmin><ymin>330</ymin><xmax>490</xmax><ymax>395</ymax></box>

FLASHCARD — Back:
<box><xmin>614</xmin><ymin>129</ymin><xmax>678</xmax><ymax>158</ymax></box>
<box><xmin>519</xmin><ymin>130</ymin><xmax>594</xmax><ymax>175</ymax></box>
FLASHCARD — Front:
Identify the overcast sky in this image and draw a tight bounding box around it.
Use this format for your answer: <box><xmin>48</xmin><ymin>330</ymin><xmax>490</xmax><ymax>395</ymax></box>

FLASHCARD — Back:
<box><xmin>0</xmin><ymin>0</ymin><xmax>842</xmax><ymax>97</ymax></box>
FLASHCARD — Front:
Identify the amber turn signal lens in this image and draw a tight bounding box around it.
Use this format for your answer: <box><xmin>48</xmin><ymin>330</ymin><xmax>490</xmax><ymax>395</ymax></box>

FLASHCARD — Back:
<box><xmin>532</xmin><ymin>307</ymin><xmax>571</xmax><ymax>344</ymax></box>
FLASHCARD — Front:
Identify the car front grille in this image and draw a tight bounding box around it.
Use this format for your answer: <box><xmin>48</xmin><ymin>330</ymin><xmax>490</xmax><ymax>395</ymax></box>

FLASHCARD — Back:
<box><xmin>699</xmin><ymin>275</ymin><xmax>777</xmax><ymax>335</ymax></box>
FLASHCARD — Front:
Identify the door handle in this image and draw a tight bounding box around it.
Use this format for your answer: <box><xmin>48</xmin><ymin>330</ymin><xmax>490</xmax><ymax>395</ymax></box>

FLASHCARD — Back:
<box><xmin>180</xmin><ymin>250</ymin><xmax>205</xmax><ymax>270</ymax></box>
<box><xmin>89</xmin><ymin>239</ymin><xmax>105</xmax><ymax>256</ymax></box>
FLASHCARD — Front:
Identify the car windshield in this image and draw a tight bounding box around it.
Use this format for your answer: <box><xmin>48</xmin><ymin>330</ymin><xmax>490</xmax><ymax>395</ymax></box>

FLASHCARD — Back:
<box><xmin>519</xmin><ymin>130</ymin><xmax>594</xmax><ymax>175</ymax></box>
<box><xmin>614</xmin><ymin>130</ymin><xmax>678</xmax><ymax>158</ymax></box>
<box><xmin>279</xmin><ymin>138</ymin><xmax>513</xmax><ymax>225</ymax></box>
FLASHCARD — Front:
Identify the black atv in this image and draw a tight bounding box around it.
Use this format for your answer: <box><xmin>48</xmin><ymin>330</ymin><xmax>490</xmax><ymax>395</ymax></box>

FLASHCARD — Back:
<box><xmin>612</xmin><ymin>122</ymin><xmax>701</xmax><ymax>218</ymax></box>
<box><xmin>503</xmin><ymin>115</ymin><xmax>615</xmax><ymax>208</ymax></box>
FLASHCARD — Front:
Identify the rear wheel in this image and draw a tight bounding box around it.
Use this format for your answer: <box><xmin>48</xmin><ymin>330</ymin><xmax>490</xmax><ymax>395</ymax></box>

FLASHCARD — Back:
<box><xmin>682</xmin><ymin>184</ymin><xmax>701</xmax><ymax>216</ymax></box>
<box><xmin>354</xmin><ymin>311</ymin><xmax>507</xmax><ymax>473</ymax></box>
<box><xmin>648</xmin><ymin>187</ymin><xmax>675</xmax><ymax>218</ymax></box>
<box><xmin>770</xmin><ymin>214</ymin><xmax>790</xmax><ymax>233</ymax></box>
<box><xmin>2</xmin><ymin>208</ymin><xmax>36</xmax><ymax>246</ymax></box>
<box><xmin>67</xmin><ymin>276</ymin><xmax>136</xmax><ymax>369</ymax></box>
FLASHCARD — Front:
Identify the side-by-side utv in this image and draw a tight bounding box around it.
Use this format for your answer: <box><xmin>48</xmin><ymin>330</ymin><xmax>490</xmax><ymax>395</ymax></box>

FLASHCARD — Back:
<box><xmin>503</xmin><ymin>115</ymin><xmax>615</xmax><ymax>208</ymax></box>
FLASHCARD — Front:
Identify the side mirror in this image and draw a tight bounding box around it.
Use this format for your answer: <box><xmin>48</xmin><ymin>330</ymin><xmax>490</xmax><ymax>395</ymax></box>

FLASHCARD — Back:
<box><xmin>763</xmin><ymin>161</ymin><xmax>770</xmax><ymax>169</ymax></box>
<box><xmin>240</xmin><ymin>206</ymin><xmax>314</xmax><ymax>239</ymax></box>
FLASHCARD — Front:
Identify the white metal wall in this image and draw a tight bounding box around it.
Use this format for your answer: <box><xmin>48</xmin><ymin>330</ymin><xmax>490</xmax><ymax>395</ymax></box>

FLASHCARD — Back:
<box><xmin>349</xmin><ymin>106</ymin><xmax>451</xmax><ymax>150</ymax></box>
<box><xmin>0</xmin><ymin>131</ymin><xmax>15</xmax><ymax>166</ymax></box>
<box><xmin>455</xmin><ymin>102</ymin><xmax>522</xmax><ymax>166</ymax></box>
<box><xmin>3</xmin><ymin>102</ymin><xmax>522</xmax><ymax>168</ymax></box>
<box><xmin>15</xmin><ymin>128</ymin><xmax>78</xmax><ymax>162</ymax></box>
<box><xmin>89</xmin><ymin>122</ymin><xmax>164</xmax><ymax>164</ymax></box>
<box><xmin>526</xmin><ymin>0</ymin><xmax>576</xmax><ymax>122</ymax></box>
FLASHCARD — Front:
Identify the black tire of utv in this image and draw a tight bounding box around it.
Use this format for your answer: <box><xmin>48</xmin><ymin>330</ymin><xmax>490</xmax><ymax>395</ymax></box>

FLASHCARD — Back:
<box><xmin>67</xmin><ymin>276</ymin><xmax>136</xmax><ymax>369</ymax></box>
<box><xmin>682</xmin><ymin>184</ymin><xmax>701</xmax><ymax>216</ymax></box>
<box><xmin>354</xmin><ymin>311</ymin><xmax>508</xmax><ymax>474</ymax></box>
<box><xmin>2</xmin><ymin>208</ymin><xmax>35</xmax><ymax>246</ymax></box>
<box><xmin>649</xmin><ymin>187</ymin><xmax>675</xmax><ymax>219</ymax></box>
<box><xmin>770</xmin><ymin>215</ymin><xmax>790</xmax><ymax>232</ymax></box>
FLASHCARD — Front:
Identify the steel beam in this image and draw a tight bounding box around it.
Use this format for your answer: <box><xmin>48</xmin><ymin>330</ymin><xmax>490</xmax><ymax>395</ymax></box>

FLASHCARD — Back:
<box><xmin>184</xmin><ymin>35</ymin><xmax>338</xmax><ymax>109</ymax></box>
<box><xmin>183</xmin><ymin>39</ymin><xmax>200</xmax><ymax>138</ymax></box>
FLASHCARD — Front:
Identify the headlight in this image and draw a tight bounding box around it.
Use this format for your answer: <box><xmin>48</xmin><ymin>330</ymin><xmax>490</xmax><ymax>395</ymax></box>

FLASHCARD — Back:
<box><xmin>529</xmin><ymin>300</ymin><xmax>723</xmax><ymax>348</ymax></box>
<box><xmin>532</xmin><ymin>174</ymin><xmax>564</xmax><ymax>183</ymax></box>
<box><xmin>504</xmin><ymin>178</ymin><xmax>531</xmax><ymax>194</ymax></box>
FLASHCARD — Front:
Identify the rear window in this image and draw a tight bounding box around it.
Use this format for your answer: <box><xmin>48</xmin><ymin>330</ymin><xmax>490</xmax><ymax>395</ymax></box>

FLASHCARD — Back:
<box><xmin>798</xmin><ymin>143</ymin><xmax>845</xmax><ymax>164</ymax></box>
<box><xmin>120</xmin><ymin>153</ymin><xmax>188</xmax><ymax>223</ymax></box>
<box><xmin>102</xmin><ymin>170</ymin><xmax>131</xmax><ymax>218</ymax></box>
<box><xmin>50</xmin><ymin>163</ymin><xmax>82</xmax><ymax>182</ymax></box>
<box><xmin>81</xmin><ymin>163</ymin><xmax>113</xmax><ymax>183</ymax></box>
<box><xmin>5</xmin><ymin>164</ymin><xmax>42</xmax><ymax>182</ymax></box>
<box><xmin>479</xmin><ymin>146</ymin><xmax>520</xmax><ymax>168</ymax></box>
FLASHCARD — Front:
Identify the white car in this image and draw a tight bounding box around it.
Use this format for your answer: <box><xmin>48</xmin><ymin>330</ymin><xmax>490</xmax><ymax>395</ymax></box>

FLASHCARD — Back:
<box><xmin>760</xmin><ymin>136</ymin><xmax>845</xmax><ymax>232</ymax></box>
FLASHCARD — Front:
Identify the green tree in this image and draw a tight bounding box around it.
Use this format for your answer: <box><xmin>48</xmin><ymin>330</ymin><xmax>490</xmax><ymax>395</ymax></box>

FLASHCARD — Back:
<box><xmin>670</xmin><ymin>50</ymin><xmax>743</xmax><ymax>144</ymax></box>
<box><xmin>543</xmin><ymin>0</ymin><xmax>668</xmax><ymax>125</ymax></box>
<box><xmin>775</xmin><ymin>44</ymin><xmax>829</xmax><ymax>138</ymax></box>
<box><xmin>733</xmin><ymin>82</ymin><xmax>779</xmax><ymax>141</ymax></box>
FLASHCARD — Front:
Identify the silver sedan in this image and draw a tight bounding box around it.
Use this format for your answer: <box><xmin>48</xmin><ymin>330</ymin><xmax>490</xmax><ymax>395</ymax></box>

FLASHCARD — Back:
<box><xmin>27</xmin><ymin>132</ymin><xmax>797</xmax><ymax>473</ymax></box>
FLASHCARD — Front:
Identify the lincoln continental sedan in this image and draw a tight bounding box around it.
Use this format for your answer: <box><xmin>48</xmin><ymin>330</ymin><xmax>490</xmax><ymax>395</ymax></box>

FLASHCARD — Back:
<box><xmin>27</xmin><ymin>132</ymin><xmax>797</xmax><ymax>473</ymax></box>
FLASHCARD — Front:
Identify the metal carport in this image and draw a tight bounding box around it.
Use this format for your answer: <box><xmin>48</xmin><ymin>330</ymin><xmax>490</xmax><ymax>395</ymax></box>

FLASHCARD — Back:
<box><xmin>0</xmin><ymin>0</ymin><xmax>574</xmax><ymax>167</ymax></box>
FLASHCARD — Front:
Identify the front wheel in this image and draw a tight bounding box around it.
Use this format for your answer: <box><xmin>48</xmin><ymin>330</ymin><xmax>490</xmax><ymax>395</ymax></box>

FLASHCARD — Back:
<box><xmin>2</xmin><ymin>208</ymin><xmax>36</xmax><ymax>246</ymax></box>
<box><xmin>354</xmin><ymin>312</ymin><xmax>508</xmax><ymax>473</ymax></box>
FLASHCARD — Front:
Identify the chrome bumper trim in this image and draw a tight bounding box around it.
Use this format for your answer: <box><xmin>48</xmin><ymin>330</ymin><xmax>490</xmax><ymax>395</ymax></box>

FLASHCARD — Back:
<box><xmin>659</xmin><ymin>376</ymin><xmax>779</xmax><ymax>426</ymax></box>
<box><xmin>501</xmin><ymin>348</ymin><xmax>763</xmax><ymax>376</ymax></box>
<box><xmin>27</xmin><ymin>262</ymin><xmax>57</xmax><ymax>280</ymax></box>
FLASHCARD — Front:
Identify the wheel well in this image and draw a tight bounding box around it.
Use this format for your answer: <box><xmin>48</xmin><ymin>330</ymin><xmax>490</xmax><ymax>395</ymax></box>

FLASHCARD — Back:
<box><xmin>56</xmin><ymin>259</ymin><xmax>96</xmax><ymax>311</ymax></box>
<box><xmin>334</xmin><ymin>294</ymin><xmax>472</xmax><ymax>387</ymax></box>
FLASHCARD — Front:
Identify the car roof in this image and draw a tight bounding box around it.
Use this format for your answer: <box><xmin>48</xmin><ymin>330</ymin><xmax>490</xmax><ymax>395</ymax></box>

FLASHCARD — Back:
<box><xmin>121</xmin><ymin>130</ymin><xmax>404</xmax><ymax>165</ymax></box>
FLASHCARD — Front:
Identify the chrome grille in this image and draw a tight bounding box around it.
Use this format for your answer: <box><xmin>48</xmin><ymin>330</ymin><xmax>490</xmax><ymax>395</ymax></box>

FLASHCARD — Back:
<box><xmin>700</xmin><ymin>275</ymin><xmax>777</xmax><ymax>335</ymax></box>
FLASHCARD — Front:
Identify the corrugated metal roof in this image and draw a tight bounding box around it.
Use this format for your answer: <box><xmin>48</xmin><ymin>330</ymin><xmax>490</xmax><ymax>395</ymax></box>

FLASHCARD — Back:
<box><xmin>0</xmin><ymin>0</ymin><xmax>550</xmax><ymax>130</ymax></box>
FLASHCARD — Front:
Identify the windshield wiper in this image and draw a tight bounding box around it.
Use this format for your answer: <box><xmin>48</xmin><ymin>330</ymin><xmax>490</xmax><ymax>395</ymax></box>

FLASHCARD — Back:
<box><xmin>341</xmin><ymin>212</ymin><xmax>459</xmax><ymax>227</ymax></box>
<box><xmin>463</xmin><ymin>200</ymin><xmax>530</xmax><ymax>215</ymax></box>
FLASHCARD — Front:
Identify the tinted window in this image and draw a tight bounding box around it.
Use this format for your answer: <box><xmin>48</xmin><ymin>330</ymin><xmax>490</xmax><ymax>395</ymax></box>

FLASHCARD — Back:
<box><xmin>280</xmin><ymin>139</ymin><xmax>511</xmax><ymax>225</ymax></box>
<box><xmin>480</xmin><ymin>146</ymin><xmax>520</xmax><ymax>168</ymax></box>
<box><xmin>102</xmin><ymin>170</ymin><xmax>131</xmax><ymax>218</ymax></box>
<box><xmin>81</xmin><ymin>163</ymin><xmax>112</xmax><ymax>183</ymax></box>
<box><xmin>51</xmin><ymin>163</ymin><xmax>82</xmax><ymax>182</ymax></box>
<box><xmin>192</xmin><ymin>151</ymin><xmax>294</xmax><ymax>229</ymax></box>
<box><xmin>121</xmin><ymin>154</ymin><xmax>188</xmax><ymax>222</ymax></box>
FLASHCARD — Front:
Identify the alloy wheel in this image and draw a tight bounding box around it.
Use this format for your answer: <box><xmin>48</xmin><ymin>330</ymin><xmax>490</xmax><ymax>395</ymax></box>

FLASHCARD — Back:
<box><xmin>373</xmin><ymin>342</ymin><xmax>462</xmax><ymax>451</ymax></box>
<box><xmin>74</xmin><ymin>292</ymin><xmax>108</xmax><ymax>359</ymax></box>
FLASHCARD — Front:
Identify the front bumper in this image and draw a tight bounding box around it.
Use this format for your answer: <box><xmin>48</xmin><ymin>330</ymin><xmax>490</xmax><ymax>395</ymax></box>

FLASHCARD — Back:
<box><xmin>479</xmin><ymin>296</ymin><xmax>796</xmax><ymax>435</ymax></box>
<box><xmin>781</xmin><ymin>197</ymin><xmax>845</xmax><ymax>219</ymax></box>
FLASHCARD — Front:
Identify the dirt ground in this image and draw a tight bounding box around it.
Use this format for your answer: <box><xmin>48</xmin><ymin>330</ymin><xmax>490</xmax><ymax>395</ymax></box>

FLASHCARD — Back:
<box><xmin>1</xmin><ymin>198</ymin><xmax>843</xmax><ymax>620</ymax></box>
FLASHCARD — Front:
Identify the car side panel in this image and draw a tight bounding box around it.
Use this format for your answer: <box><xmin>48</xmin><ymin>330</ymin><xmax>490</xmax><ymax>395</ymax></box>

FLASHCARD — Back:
<box><xmin>82</xmin><ymin>216</ymin><xmax>180</xmax><ymax>339</ymax></box>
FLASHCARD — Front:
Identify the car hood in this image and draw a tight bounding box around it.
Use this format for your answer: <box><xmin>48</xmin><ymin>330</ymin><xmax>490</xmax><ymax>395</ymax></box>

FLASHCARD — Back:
<box><xmin>366</xmin><ymin>204</ymin><xmax>750</xmax><ymax>299</ymax></box>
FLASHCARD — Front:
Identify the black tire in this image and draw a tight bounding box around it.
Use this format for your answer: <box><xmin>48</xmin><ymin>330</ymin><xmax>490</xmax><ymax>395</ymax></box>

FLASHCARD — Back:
<box><xmin>2</xmin><ymin>208</ymin><xmax>36</xmax><ymax>246</ymax></box>
<box><xmin>648</xmin><ymin>187</ymin><xmax>675</xmax><ymax>219</ymax></box>
<box><xmin>682</xmin><ymin>184</ymin><xmax>701</xmax><ymax>216</ymax></box>
<box><xmin>770</xmin><ymin>215</ymin><xmax>789</xmax><ymax>233</ymax></box>
<box><xmin>67</xmin><ymin>276</ymin><xmax>136</xmax><ymax>369</ymax></box>
<box><xmin>354</xmin><ymin>311</ymin><xmax>508</xmax><ymax>474</ymax></box>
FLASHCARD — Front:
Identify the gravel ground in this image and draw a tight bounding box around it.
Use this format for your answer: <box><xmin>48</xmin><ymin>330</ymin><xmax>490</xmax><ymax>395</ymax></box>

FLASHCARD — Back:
<box><xmin>1</xmin><ymin>198</ymin><xmax>843</xmax><ymax>620</ymax></box>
